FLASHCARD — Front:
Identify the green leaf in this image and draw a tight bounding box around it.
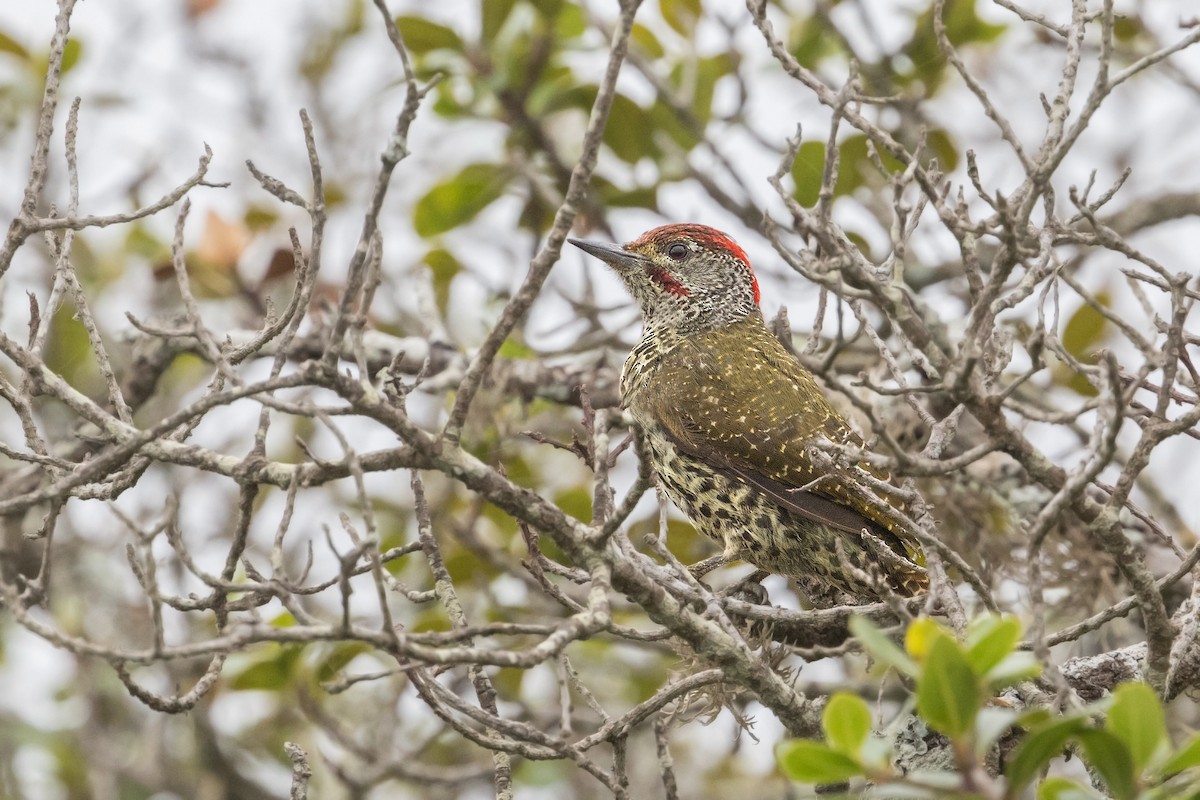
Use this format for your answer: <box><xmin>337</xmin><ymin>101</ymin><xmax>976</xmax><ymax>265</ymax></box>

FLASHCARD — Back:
<box><xmin>898</xmin><ymin>13</ymin><xmax>943</xmax><ymax>91</ymax></box>
<box><xmin>1113</xmin><ymin>17</ymin><xmax>1145</xmax><ymax>43</ymax></box>
<box><xmin>776</xmin><ymin>739</ymin><xmax>863</xmax><ymax>784</ymax></box>
<box><xmin>789</xmin><ymin>17</ymin><xmax>838</xmax><ymax>68</ymax></box>
<box><xmin>691</xmin><ymin>54</ymin><xmax>733</xmax><ymax>125</ymax></box>
<box><xmin>1162</xmin><ymin>733</ymin><xmax>1200</xmax><ymax>777</ymax></box>
<box><xmin>900</xmin><ymin>0</ymin><xmax>1006</xmax><ymax>93</ymax></box>
<box><xmin>824</xmin><ymin>693</ymin><xmax>873</xmax><ymax>755</ymax></box>
<box><xmin>1038</xmin><ymin>777</ymin><xmax>1100</xmax><ymax>800</ymax></box>
<box><xmin>45</xmin><ymin>304</ymin><xmax>97</xmax><ymax>388</ymax></box>
<box><xmin>0</xmin><ymin>29</ymin><xmax>29</xmax><ymax>61</ymax></box>
<box><xmin>790</xmin><ymin>140</ymin><xmax>827</xmax><ymax>208</ymax></box>
<box><xmin>424</xmin><ymin>248</ymin><xmax>462</xmax><ymax>314</ymax></box>
<box><xmin>414</xmin><ymin>162</ymin><xmax>511</xmax><ymax>237</ymax></box>
<box><xmin>790</xmin><ymin>133</ymin><xmax>905</xmax><ymax>208</ymax></box>
<box><xmin>537</xmin><ymin>82</ymin><xmax>598</xmax><ymax>115</ymax></box>
<box><xmin>124</xmin><ymin>224</ymin><xmax>169</xmax><ymax>261</ymax></box>
<box><xmin>905</xmin><ymin>617</ymin><xmax>950</xmax><ymax>662</ymax></box>
<box><xmin>1106</xmin><ymin>682</ymin><xmax>1165</xmax><ymax>773</ymax></box>
<box><xmin>315</xmin><ymin>643</ymin><xmax>372</xmax><ymax>682</ymax></box>
<box><xmin>553</xmin><ymin>3</ymin><xmax>585</xmax><ymax>38</ymax></box>
<box><xmin>228</xmin><ymin>646</ymin><xmax>301</xmax><ymax>690</ymax></box>
<box><xmin>1079</xmin><ymin>729</ymin><xmax>1137</xmax><ymax>800</ymax></box>
<box><xmin>659</xmin><ymin>0</ymin><xmax>701</xmax><ymax>36</ymax></box>
<box><xmin>527</xmin><ymin>0</ymin><xmax>563</xmax><ymax>18</ymax></box>
<box><xmin>61</xmin><ymin>39</ymin><xmax>83</xmax><ymax>74</ymax></box>
<box><xmin>916</xmin><ymin>636</ymin><xmax>979</xmax><ymax>737</ymax></box>
<box><xmin>1017</xmin><ymin>708</ymin><xmax>1053</xmax><ymax>729</ymax></box>
<box><xmin>942</xmin><ymin>0</ymin><xmax>1007</xmax><ymax>47</ymax></box>
<box><xmin>243</xmin><ymin>204</ymin><xmax>280</xmax><ymax>232</ymax></box>
<box><xmin>926</xmin><ymin>128</ymin><xmax>961</xmax><ymax>172</ymax></box>
<box><xmin>631</xmin><ymin>23</ymin><xmax>664</xmax><ymax>58</ymax></box>
<box><xmin>845</xmin><ymin>230</ymin><xmax>873</xmax><ymax>258</ymax></box>
<box><xmin>984</xmin><ymin>651</ymin><xmax>1042</xmax><ymax>687</ymax></box>
<box><xmin>554</xmin><ymin>486</ymin><xmax>593</xmax><ymax>523</ymax></box>
<box><xmin>498</xmin><ymin>339</ymin><xmax>535</xmax><ymax>360</ymax></box>
<box><xmin>395</xmin><ymin>16</ymin><xmax>463</xmax><ymax>54</ymax></box>
<box><xmin>1006</xmin><ymin>716</ymin><xmax>1090</xmax><ymax>790</ymax></box>
<box><xmin>1062</xmin><ymin>291</ymin><xmax>1110</xmax><ymax>360</ymax></box>
<box><xmin>481</xmin><ymin>0</ymin><xmax>517</xmax><ymax>44</ymax></box>
<box><xmin>849</xmin><ymin>616</ymin><xmax>918</xmax><ymax>677</ymax></box>
<box><xmin>603</xmin><ymin>94</ymin><xmax>654</xmax><ymax>163</ymax></box>
<box><xmin>1059</xmin><ymin>290</ymin><xmax>1111</xmax><ymax>396</ymax></box>
<box><xmin>964</xmin><ymin>615</ymin><xmax>1021</xmax><ymax>674</ymax></box>
<box><xmin>840</xmin><ymin>133</ymin><xmax>902</xmax><ymax>179</ymax></box>
<box><xmin>647</xmin><ymin>99</ymin><xmax>700</xmax><ymax>151</ymax></box>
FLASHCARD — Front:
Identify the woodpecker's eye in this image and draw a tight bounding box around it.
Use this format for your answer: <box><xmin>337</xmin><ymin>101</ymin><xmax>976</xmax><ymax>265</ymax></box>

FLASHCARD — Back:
<box><xmin>667</xmin><ymin>243</ymin><xmax>688</xmax><ymax>260</ymax></box>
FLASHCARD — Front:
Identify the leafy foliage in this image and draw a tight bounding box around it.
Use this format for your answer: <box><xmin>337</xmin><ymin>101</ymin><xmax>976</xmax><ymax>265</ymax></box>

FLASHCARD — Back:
<box><xmin>781</xmin><ymin>617</ymin><xmax>1200</xmax><ymax>798</ymax></box>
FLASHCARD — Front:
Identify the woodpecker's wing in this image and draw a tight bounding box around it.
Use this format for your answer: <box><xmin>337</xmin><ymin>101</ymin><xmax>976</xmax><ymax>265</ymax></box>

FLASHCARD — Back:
<box><xmin>643</xmin><ymin>316</ymin><xmax>924</xmax><ymax>574</ymax></box>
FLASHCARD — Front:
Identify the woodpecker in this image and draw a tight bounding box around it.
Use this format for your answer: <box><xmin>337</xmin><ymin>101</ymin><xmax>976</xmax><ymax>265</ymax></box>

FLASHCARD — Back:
<box><xmin>570</xmin><ymin>224</ymin><xmax>927</xmax><ymax>602</ymax></box>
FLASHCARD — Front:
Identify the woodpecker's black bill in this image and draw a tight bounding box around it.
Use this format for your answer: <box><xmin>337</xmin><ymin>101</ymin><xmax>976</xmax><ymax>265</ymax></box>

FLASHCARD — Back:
<box><xmin>568</xmin><ymin>238</ymin><xmax>648</xmax><ymax>272</ymax></box>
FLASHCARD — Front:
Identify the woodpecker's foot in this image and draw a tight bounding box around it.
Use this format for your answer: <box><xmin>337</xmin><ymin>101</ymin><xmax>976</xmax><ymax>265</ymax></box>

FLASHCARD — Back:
<box><xmin>794</xmin><ymin>575</ymin><xmax>861</xmax><ymax>609</ymax></box>
<box><xmin>719</xmin><ymin>570</ymin><xmax>770</xmax><ymax>605</ymax></box>
<box><xmin>687</xmin><ymin>553</ymin><xmax>734</xmax><ymax>581</ymax></box>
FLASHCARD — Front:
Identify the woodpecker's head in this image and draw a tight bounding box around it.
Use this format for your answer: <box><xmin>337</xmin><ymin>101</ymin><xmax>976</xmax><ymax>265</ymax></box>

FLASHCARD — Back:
<box><xmin>569</xmin><ymin>224</ymin><xmax>761</xmax><ymax>334</ymax></box>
